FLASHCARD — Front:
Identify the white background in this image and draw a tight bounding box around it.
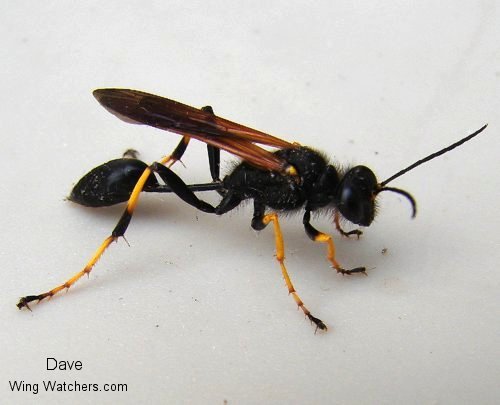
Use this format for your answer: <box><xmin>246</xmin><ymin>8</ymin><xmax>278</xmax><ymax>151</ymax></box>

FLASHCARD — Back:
<box><xmin>1</xmin><ymin>1</ymin><xmax>499</xmax><ymax>404</ymax></box>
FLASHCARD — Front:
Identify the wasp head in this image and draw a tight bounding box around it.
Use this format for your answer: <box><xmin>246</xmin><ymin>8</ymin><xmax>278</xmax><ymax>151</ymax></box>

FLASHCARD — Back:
<box><xmin>336</xmin><ymin>165</ymin><xmax>416</xmax><ymax>226</ymax></box>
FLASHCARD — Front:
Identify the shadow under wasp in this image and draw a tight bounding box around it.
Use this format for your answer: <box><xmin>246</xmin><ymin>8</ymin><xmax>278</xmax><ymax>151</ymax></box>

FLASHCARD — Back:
<box><xmin>17</xmin><ymin>88</ymin><xmax>488</xmax><ymax>331</ymax></box>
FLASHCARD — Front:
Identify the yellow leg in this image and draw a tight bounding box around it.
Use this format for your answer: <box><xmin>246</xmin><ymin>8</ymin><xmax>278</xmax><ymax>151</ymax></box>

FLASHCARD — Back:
<box><xmin>262</xmin><ymin>213</ymin><xmax>327</xmax><ymax>331</ymax></box>
<box><xmin>304</xmin><ymin>210</ymin><xmax>366</xmax><ymax>275</ymax></box>
<box><xmin>17</xmin><ymin>146</ymin><xmax>183</xmax><ymax>310</ymax></box>
<box><xmin>314</xmin><ymin>232</ymin><xmax>366</xmax><ymax>275</ymax></box>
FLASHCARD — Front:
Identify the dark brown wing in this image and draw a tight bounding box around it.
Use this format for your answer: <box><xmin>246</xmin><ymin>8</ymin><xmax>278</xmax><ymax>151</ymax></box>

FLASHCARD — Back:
<box><xmin>93</xmin><ymin>88</ymin><xmax>294</xmax><ymax>172</ymax></box>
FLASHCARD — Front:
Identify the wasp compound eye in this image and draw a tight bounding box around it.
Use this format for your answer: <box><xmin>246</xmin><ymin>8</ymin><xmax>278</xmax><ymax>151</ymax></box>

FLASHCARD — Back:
<box><xmin>337</xmin><ymin>166</ymin><xmax>377</xmax><ymax>226</ymax></box>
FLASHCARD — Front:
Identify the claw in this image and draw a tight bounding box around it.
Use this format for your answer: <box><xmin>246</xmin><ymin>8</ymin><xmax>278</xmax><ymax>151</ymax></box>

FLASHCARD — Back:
<box><xmin>308</xmin><ymin>314</ymin><xmax>328</xmax><ymax>332</ymax></box>
<box><xmin>336</xmin><ymin>266</ymin><xmax>367</xmax><ymax>276</ymax></box>
<box><xmin>340</xmin><ymin>229</ymin><xmax>363</xmax><ymax>239</ymax></box>
<box><xmin>17</xmin><ymin>296</ymin><xmax>36</xmax><ymax>311</ymax></box>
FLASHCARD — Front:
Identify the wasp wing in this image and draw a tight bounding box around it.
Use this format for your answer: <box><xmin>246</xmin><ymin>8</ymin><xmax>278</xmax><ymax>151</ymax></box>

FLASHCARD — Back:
<box><xmin>93</xmin><ymin>88</ymin><xmax>294</xmax><ymax>172</ymax></box>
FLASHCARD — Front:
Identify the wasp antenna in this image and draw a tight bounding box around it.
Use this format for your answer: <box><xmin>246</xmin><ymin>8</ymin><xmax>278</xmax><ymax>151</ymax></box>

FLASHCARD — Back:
<box><xmin>376</xmin><ymin>187</ymin><xmax>417</xmax><ymax>218</ymax></box>
<box><xmin>380</xmin><ymin>124</ymin><xmax>488</xmax><ymax>187</ymax></box>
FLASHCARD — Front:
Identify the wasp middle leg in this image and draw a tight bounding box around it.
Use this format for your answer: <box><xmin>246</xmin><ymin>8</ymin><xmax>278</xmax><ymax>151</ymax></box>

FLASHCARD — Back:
<box><xmin>251</xmin><ymin>202</ymin><xmax>327</xmax><ymax>331</ymax></box>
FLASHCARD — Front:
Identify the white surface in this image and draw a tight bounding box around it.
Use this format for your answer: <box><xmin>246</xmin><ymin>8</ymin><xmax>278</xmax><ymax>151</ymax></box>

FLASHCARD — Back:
<box><xmin>1</xmin><ymin>2</ymin><xmax>499</xmax><ymax>404</ymax></box>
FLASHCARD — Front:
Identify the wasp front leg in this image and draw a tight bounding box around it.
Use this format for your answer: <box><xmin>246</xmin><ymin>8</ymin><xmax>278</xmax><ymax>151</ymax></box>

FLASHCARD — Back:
<box><xmin>303</xmin><ymin>210</ymin><xmax>366</xmax><ymax>275</ymax></box>
<box><xmin>334</xmin><ymin>212</ymin><xmax>363</xmax><ymax>239</ymax></box>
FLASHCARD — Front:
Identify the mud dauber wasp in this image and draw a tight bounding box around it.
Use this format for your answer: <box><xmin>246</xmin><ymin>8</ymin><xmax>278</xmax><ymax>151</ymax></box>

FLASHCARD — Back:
<box><xmin>17</xmin><ymin>88</ymin><xmax>488</xmax><ymax>331</ymax></box>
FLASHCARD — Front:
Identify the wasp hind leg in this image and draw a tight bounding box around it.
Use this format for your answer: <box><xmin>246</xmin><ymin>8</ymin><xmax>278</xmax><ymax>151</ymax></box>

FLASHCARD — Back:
<box><xmin>149</xmin><ymin>163</ymin><xmax>215</xmax><ymax>213</ymax></box>
<box><xmin>252</xmin><ymin>202</ymin><xmax>327</xmax><ymax>332</ymax></box>
<box><xmin>17</xmin><ymin>136</ymin><xmax>209</xmax><ymax>310</ymax></box>
<box><xmin>303</xmin><ymin>210</ymin><xmax>366</xmax><ymax>275</ymax></box>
